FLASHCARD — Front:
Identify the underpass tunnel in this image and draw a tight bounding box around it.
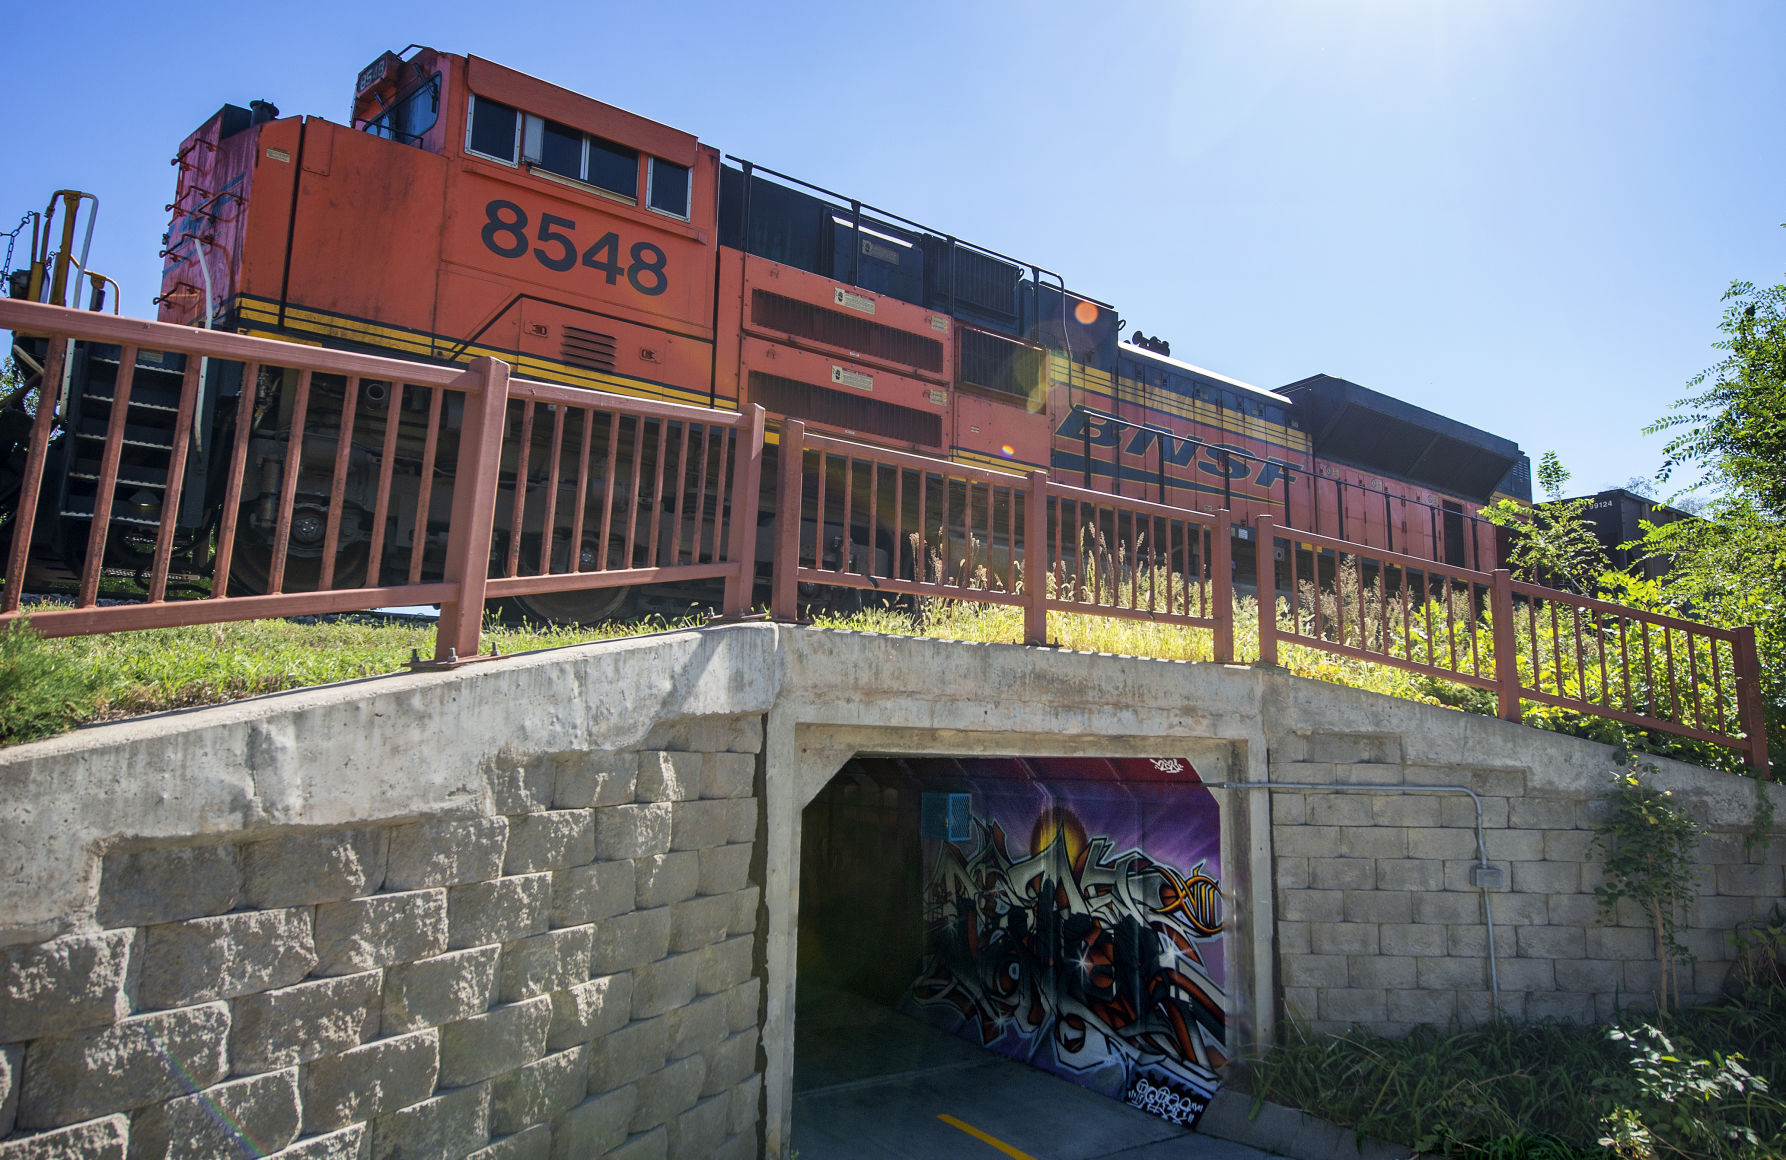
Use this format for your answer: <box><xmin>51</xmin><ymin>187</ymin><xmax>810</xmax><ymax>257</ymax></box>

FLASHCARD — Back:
<box><xmin>792</xmin><ymin>754</ymin><xmax>1232</xmax><ymax>1156</ymax></box>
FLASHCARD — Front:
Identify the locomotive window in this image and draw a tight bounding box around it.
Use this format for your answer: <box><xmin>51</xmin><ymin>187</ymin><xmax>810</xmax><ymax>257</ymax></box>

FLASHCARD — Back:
<box><xmin>538</xmin><ymin>119</ymin><xmax>584</xmax><ymax>180</ymax></box>
<box><xmin>647</xmin><ymin>158</ymin><xmax>690</xmax><ymax>219</ymax></box>
<box><xmin>366</xmin><ymin>73</ymin><xmax>440</xmax><ymax>145</ymax></box>
<box><xmin>586</xmin><ymin>136</ymin><xmax>640</xmax><ymax>201</ymax></box>
<box><xmin>467</xmin><ymin>95</ymin><xmax>520</xmax><ymax>164</ymax></box>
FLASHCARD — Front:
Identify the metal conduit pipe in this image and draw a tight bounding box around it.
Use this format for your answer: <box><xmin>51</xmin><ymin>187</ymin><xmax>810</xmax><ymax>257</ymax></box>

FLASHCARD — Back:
<box><xmin>1200</xmin><ymin>780</ymin><xmax>1502</xmax><ymax>1015</ymax></box>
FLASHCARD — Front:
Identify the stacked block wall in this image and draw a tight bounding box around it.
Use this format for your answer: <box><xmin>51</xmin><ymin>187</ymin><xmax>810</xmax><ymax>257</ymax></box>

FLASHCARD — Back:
<box><xmin>0</xmin><ymin>719</ymin><xmax>764</xmax><ymax>1160</ymax></box>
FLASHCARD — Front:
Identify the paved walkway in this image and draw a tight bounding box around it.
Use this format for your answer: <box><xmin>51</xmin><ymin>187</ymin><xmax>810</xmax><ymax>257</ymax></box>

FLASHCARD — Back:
<box><xmin>790</xmin><ymin>986</ymin><xmax>1278</xmax><ymax>1160</ymax></box>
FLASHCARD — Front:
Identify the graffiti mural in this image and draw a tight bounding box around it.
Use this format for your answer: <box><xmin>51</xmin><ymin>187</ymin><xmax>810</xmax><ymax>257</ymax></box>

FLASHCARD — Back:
<box><xmin>898</xmin><ymin>756</ymin><xmax>1227</xmax><ymax>1127</ymax></box>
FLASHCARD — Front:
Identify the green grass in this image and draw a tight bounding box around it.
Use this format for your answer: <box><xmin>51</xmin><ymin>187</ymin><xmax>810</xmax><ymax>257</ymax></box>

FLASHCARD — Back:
<box><xmin>0</xmin><ymin>610</ymin><xmax>698</xmax><ymax>745</ymax></box>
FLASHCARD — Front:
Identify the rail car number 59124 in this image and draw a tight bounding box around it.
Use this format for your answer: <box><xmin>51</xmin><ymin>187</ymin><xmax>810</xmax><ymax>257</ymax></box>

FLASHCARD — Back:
<box><xmin>479</xmin><ymin>199</ymin><xmax>669</xmax><ymax>296</ymax></box>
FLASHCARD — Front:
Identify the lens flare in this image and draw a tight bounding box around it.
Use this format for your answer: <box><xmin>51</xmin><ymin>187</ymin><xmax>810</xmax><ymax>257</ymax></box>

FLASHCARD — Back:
<box><xmin>1000</xmin><ymin>444</ymin><xmax>1015</xmax><ymax>457</ymax></box>
<box><xmin>1073</xmin><ymin>300</ymin><xmax>1099</xmax><ymax>325</ymax></box>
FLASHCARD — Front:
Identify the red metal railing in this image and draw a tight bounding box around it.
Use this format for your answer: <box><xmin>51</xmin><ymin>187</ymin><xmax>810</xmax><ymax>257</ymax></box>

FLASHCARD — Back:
<box><xmin>0</xmin><ymin>302</ymin><xmax>1769</xmax><ymax>774</ymax></box>
<box><xmin>0</xmin><ymin>300</ymin><xmax>761</xmax><ymax>661</ymax></box>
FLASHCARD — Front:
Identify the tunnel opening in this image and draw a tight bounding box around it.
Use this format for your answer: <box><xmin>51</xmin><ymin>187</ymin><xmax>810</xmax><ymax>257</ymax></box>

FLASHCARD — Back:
<box><xmin>791</xmin><ymin>754</ymin><xmax>1232</xmax><ymax>1158</ymax></box>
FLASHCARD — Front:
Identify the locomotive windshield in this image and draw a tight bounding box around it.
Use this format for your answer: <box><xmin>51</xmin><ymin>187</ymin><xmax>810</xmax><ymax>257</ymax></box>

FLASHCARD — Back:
<box><xmin>364</xmin><ymin>73</ymin><xmax>440</xmax><ymax>145</ymax></box>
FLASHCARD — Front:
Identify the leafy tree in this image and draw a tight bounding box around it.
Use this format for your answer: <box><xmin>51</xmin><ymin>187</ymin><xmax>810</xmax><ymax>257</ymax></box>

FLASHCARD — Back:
<box><xmin>1482</xmin><ymin>450</ymin><xmax>1610</xmax><ymax>591</ymax></box>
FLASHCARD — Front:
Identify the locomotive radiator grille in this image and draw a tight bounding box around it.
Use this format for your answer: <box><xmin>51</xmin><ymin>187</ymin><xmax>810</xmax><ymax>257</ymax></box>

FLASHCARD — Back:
<box><xmin>748</xmin><ymin>370</ymin><xmax>942</xmax><ymax>447</ymax></box>
<box><xmin>750</xmin><ymin>290</ymin><xmax>944</xmax><ymax>373</ymax></box>
<box><xmin>561</xmin><ymin>325</ymin><xmax>618</xmax><ymax>372</ymax></box>
<box><xmin>957</xmin><ymin>327</ymin><xmax>1043</xmax><ymax>400</ymax></box>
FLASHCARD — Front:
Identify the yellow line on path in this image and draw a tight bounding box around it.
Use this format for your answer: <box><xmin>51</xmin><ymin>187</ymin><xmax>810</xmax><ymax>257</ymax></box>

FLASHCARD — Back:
<box><xmin>936</xmin><ymin>1114</ymin><xmax>1041</xmax><ymax>1160</ymax></box>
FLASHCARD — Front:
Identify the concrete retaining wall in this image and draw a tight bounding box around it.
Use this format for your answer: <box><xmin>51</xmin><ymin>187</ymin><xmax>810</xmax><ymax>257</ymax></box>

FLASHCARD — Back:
<box><xmin>1</xmin><ymin>624</ymin><xmax>1781</xmax><ymax>1158</ymax></box>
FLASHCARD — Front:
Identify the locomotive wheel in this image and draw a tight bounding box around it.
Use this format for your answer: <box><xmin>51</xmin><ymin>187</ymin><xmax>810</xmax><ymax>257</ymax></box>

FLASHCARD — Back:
<box><xmin>506</xmin><ymin>535</ymin><xmax>635</xmax><ymax>627</ymax></box>
<box><xmin>225</xmin><ymin>535</ymin><xmax>371</xmax><ymax>597</ymax></box>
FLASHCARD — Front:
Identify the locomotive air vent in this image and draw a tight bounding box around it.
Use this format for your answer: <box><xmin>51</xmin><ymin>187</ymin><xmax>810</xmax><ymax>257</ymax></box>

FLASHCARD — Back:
<box><xmin>957</xmin><ymin>328</ymin><xmax>1043</xmax><ymax>401</ymax></box>
<box><xmin>561</xmin><ymin>326</ymin><xmax>617</xmax><ymax>372</ymax></box>
<box><xmin>951</xmin><ymin>247</ymin><xmax>1023</xmax><ymax>321</ymax></box>
<box><xmin>750</xmin><ymin>290</ymin><xmax>943</xmax><ymax>373</ymax></box>
<box><xmin>749</xmin><ymin>371</ymin><xmax>941</xmax><ymax>447</ymax></box>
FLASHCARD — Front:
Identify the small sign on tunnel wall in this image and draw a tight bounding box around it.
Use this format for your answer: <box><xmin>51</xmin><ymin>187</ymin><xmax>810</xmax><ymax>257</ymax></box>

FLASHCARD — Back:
<box><xmin>898</xmin><ymin>756</ymin><xmax>1226</xmax><ymax>1128</ymax></box>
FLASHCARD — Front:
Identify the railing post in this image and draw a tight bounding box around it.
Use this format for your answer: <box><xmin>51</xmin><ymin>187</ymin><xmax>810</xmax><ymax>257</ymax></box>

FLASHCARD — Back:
<box><xmin>1024</xmin><ymin>470</ymin><xmax>1049</xmax><ymax>646</ymax></box>
<box><xmin>434</xmin><ymin>357</ymin><xmax>510</xmax><ymax>663</ymax></box>
<box><xmin>771</xmin><ymin>420</ymin><xmax>805</xmax><ymax>622</ymax></box>
<box><xmin>1</xmin><ymin>336</ymin><xmax>67</xmax><ymax>614</ymax></box>
<box><xmin>1253</xmin><ymin>513</ymin><xmax>1276</xmax><ymax>665</ymax></box>
<box><xmin>1212</xmin><ymin>509</ymin><xmax>1234</xmax><ymax>663</ymax></box>
<box><xmin>721</xmin><ymin>404</ymin><xmax>767</xmax><ymax>617</ymax></box>
<box><xmin>1491</xmin><ymin>568</ymin><xmax>1521</xmax><ymax>722</ymax></box>
<box><xmin>1734</xmin><ymin>625</ymin><xmax>1772</xmax><ymax>778</ymax></box>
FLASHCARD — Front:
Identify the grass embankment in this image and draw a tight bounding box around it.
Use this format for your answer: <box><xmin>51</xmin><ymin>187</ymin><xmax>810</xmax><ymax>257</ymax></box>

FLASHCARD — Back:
<box><xmin>0</xmin><ymin>612</ymin><xmax>694</xmax><ymax>745</ymax></box>
<box><xmin>1246</xmin><ymin>927</ymin><xmax>1786</xmax><ymax>1159</ymax></box>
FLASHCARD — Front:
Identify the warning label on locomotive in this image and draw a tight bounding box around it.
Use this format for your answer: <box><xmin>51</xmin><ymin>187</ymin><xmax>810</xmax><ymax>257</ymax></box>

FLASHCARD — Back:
<box><xmin>833</xmin><ymin>288</ymin><xmax>876</xmax><ymax>314</ymax></box>
<box><xmin>929</xmin><ymin>315</ymin><xmax>950</xmax><ymax>333</ymax></box>
<box><xmin>831</xmin><ymin>366</ymin><xmax>874</xmax><ymax>391</ymax></box>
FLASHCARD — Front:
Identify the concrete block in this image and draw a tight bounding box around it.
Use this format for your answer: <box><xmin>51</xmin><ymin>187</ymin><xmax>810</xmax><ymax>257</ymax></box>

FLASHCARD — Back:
<box><xmin>499</xmin><ymin>927</ymin><xmax>595</xmax><ymax>1003</ymax></box>
<box><xmin>1372</xmin><ymin>795</ymin><xmax>1440</xmax><ymax>827</ymax></box>
<box><xmin>630</xmin><ymin>1056</ymin><xmax>705</xmax><ymax>1133</ymax></box>
<box><xmin>666</xmin><ymin>994</ymin><xmax>728</xmax><ymax>1061</ymax></box>
<box><xmin>1277</xmin><ymin>889</ymin><xmax>1343</xmax><ymax>922</ymax></box>
<box><xmin>1374</xmin><ymin>859</ymin><xmax>1442</xmax><ymax>892</ymax></box>
<box><xmin>1509</xmin><ymin>797</ymin><xmax>1578</xmax><ymax>830</ymax></box>
<box><xmin>20</xmin><ymin>1004</ymin><xmax>229</xmax><ymax>1128</ymax></box>
<box><xmin>1624</xmin><ymin>958</ymin><xmax>1662</xmax><ymax>998</ymax></box>
<box><xmin>0</xmin><ymin>1116</ymin><xmax>128</xmax><ymax>1160</ymax></box>
<box><xmin>386</xmin><ymin>817</ymin><xmax>509</xmax><ymax>890</ymax></box>
<box><xmin>729</xmin><ymin>888</ymin><xmax>759</xmax><ymax>936</ymax></box>
<box><xmin>1270</xmin><ymin>759</ymin><xmax>1334</xmax><ymax>782</ymax></box>
<box><xmin>438</xmin><ymin>996</ymin><xmax>553</xmax><ymax>1088</ymax></box>
<box><xmin>1493</xmin><ymin>893</ymin><xmax>1550</xmax><ymax>925</ymax></box>
<box><xmin>1407</xmin><ymin>828</ymin><xmax>1479</xmax><ymax>860</ymax></box>
<box><xmin>1378</xmin><ymin>923</ymin><xmax>1445</xmax><ymax>957</ymax></box>
<box><xmin>138</xmin><ymin>908</ymin><xmax>316</xmax><ymax>1008</ymax></box>
<box><xmin>1269</xmin><ymin>793</ymin><xmax>1306</xmax><ymax>826</ymax></box>
<box><xmin>587</xmin><ymin>1018</ymin><xmax>667</xmax><ymax>1094</ymax></box>
<box><xmin>636</xmin><ymin>752</ymin><xmax>703</xmax><ymax>803</ymax></box>
<box><xmin>264</xmin><ymin>1124</ymin><xmax>366</xmax><ymax>1160</ymax></box>
<box><xmin>1306</xmin><ymin>795</ymin><xmax>1372</xmax><ymax>827</ymax></box>
<box><xmin>669</xmin><ymin>895</ymin><xmax>734</xmax><ymax>953</ymax></box>
<box><xmin>632</xmin><ymin>952</ymin><xmax>700</xmax><ymax>1020</ymax></box>
<box><xmin>1512</xmin><ymin>861</ymin><xmax>1579</xmax><ymax>894</ymax></box>
<box><xmin>1316</xmin><ymin>988</ymin><xmax>1385</xmax><ymax>1025</ymax></box>
<box><xmin>643</xmin><ymin>714</ymin><xmax>762</xmax><ymax>756</ymax></box>
<box><xmin>130</xmin><ymin>1068</ymin><xmax>301</xmax><ymax>1159</ymax></box>
<box><xmin>1469</xmin><ymin>768</ymin><xmax>1526</xmax><ymax>797</ymax></box>
<box><xmin>1276</xmin><ymin>921</ymin><xmax>1310</xmax><ymax>956</ymax></box>
<box><xmin>96</xmin><ymin>843</ymin><xmax>240</xmax><ymax>927</ymax></box>
<box><xmin>725</xmin><ymin>981</ymin><xmax>760</xmax><ymax>1034</ymax></box>
<box><xmin>590</xmin><ymin>909</ymin><xmax>673</xmax><ymax>976</ymax></box>
<box><xmin>314</xmin><ymin>889</ymin><xmax>447</xmax><ymax>975</ymax></box>
<box><xmin>1272</xmin><ymin>826</ymin><xmax>1341</xmax><ymax>858</ymax></box>
<box><xmin>470</xmin><ymin>1124</ymin><xmax>550</xmax><ymax>1160</ymax></box>
<box><xmin>1497</xmin><ymin>958</ymin><xmax>1557</xmax><ymax>990</ymax></box>
<box><xmin>697</xmin><ymin>845</ymin><xmax>754</xmax><ymax>898</ymax></box>
<box><xmin>548</xmin><ymin>974</ymin><xmax>633</xmax><ymax>1052</ymax></box>
<box><xmin>1717</xmin><ymin>862</ymin><xmax>1782</xmax><ymax>896</ymax></box>
<box><xmin>595</xmin><ymin>805</ymin><xmax>673</xmax><ymax>860</ymax></box>
<box><xmin>243</xmin><ymin>828</ymin><xmax>388</xmax><ymax>908</ymax></box>
<box><xmin>554</xmin><ymin>752</ymin><xmax>638</xmax><ymax>810</ymax></box>
<box><xmin>1543</xmin><ymin>829</ymin><xmax>1595</xmax><ymax>863</ymax></box>
<box><xmin>370</xmin><ymin>1081</ymin><xmax>490</xmax><ymax>1160</ymax></box>
<box><xmin>232</xmin><ymin>970</ymin><xmax>382</xmax><ymax>1073</ymax></box>
<box><xmin>1588</xmin><ymin>926</ymin><xmax>1654</xmax><ymax>961</ymax></box>
<box><xmin>485</xmin><ymin>751</ymin><xmax>558</xmax><ymax>817</ymax></box>
<box><xmin>1447</xmin><ymin>924</ymin><xmax>1489</xmax><ymax>957</ymax></box>
<box><xmin>1335</xmin><ymin>761</ymin><xmax>1403</xmax><ymax>785</ymax></box>
<box><xmin>1526</xmin><ymin>991</ymin><xmax>1593</xmax><ymax>1022</ymax></box>
<box><xmin>300</xmin><ymin>1029</ymin><xmax>439</xmax><ymax>1134</ymax></box>
<box><xmin>1281</xmin><ymin>954</ymin><xmax>1348</xmax><ymax>989</ymax></box>
<box><xmin>1690</xmin><ymin>896</ymin><xmax>1758</xmax><ymax>930</ymax></box>
<box><xmin>696</xmin><ymin>936</ymin><xmax>755</xmax><ymax>996</ymax></box>
<box><xmin>1348</xmin><ymin>955</ymin><xmax>1416</xmax><ymax>989</ymax></box>
<box><xmin>667</xmin><ymin>1093</ymin><xmax>729</xmax><ymax>1160</ymax></box>
<box><xmin>1275</xmin><ymin>856</ymin><xmax>1308</xmax><ymax>890</ymax></box>
<box><xmin>1555</xmin><ymin>958</ymin><xmax>1624</xmax><ymax>992</ymax></box>
<box><xmin>634</xmin><ymin>853</ymin><xmax>700</xmax><ymax>910</ymax></box>
<box><xmin>1303</xmin><ymin>733</ymin><xmax>1399</xmax><ymax>764</ymax></box>
<box><xmin>1343</xmin><ymin>890</ymin><xmax>1412</xmax><ymax>924</ymax></box>
<box><xmin>1484</xmin><ymin>829</ymin><xmax>1546</xmax><ymax>861</ymax></box>
<box><xmin>1282</xmin><ymin>987</ymin><xmax>1316</xmax><ymax>1020</ymax></box>
<box><xmin>450</xmin><ymin>874</ymin><xmax>551</xmax><ymax>949</ymax></box>
<box><xmin>668</xmin><ymin>801</ymin><xmax>732</xmax><ymax>852</ymax></box>
<box><xmin>1515</xmin><ymin>926</ymin><xmax>1586</xmax><ymax>959</ymax></box>
<box><xmin>1416</xmin><ymin>956</ymin><xmax>1488</xmax><ymax>989</ymax></box>
<box><xmin>1445</xmin><ymin>794</ymin><xmax>1506</xmax><ymax>828</ymax></box>
<box><xmin>1459</xmin><ymin>988</ymin><xmax>1508</xmax><ymax>1024</ymax></box>
<box><xmin>382</xmin><ymin>946</ymin><xmax>500</xmax><ymax>1036</ymax></box>
<box><xmin>609</xmin><ymin>1126</ymin><xmax>668</xmax><ymax>1160</ymax></box>
<box><xmin>700</xmin><ymin>1030</ymin><xmax>757</xmax><ymax>1098</ymax></box>
<box><xmin>0</xmin><ymin>930</ymin><xmax>136</xmax><ymax>1041</ymax></box>
<box><xmin>1311</xmin><ymin>924</ymin><xmax>1378</xmax><ymax>956</ymax></box>
<box><xmin>490</xmin><ymin>1045</ymin><xmax>587</xmax><ymax>1136</ymax></box>
<box><xmin>701</xmin><ymin>753</ymin><xmax>755</xmax><ymax>800</ymax></box>
<box><xmin>1338</xmin><ymin>827</ymin><xmax>1406</xmax><ymax>859</ymax></box>
<box><xmin>728</xmin><ymin>1076</ymin><xmax>760</xmax><ymax>1137</ymax></box>
<box><xmin>551</xmin><ymin>861</ymin><xmax>635</xmax><ymax>928</ymax></box>
<box><xmin>0</xmin><ymin>1045</ymin><xmax>16</xmax><ymax>1138</ymax></box>
<box><xmin>1307</xmin><ymin>857</ymin><xmax>1374</xmax><ymax>890</ymax></box>
<box><xmin>1386</xmin><ymin>988</ymin><xmax>1456</xmax><ymax>1025</ymax></box>
<box><xmin>551</xmin><ymin>1087</ymin><xmax>638</xmax><ymax>1159</ymax></box>
<box><xmin>1413</xmin><ymin>891</ymin><xmax>1481</xmax><ymax>925</ymax></box>
<box><xmin>503</xmin><ymin>811</ymin><xmax>596</xmax><ymax>875</ymax></box>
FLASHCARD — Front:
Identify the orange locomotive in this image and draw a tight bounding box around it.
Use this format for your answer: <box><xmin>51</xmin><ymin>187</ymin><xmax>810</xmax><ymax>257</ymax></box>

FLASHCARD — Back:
<box><xmin>38</xmin><ymin>45</ymin><xmax>1521</xmax><ymax>616</ymax></box>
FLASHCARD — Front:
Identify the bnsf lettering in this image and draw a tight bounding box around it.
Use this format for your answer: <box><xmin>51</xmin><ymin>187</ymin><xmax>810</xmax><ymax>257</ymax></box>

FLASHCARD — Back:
<box><xmin>1056</xmin><ymin>410</ymin><xmax>1294</xmax><ymax>488</ymax></box>
<box><xmin>479</xmin><ymin>199</ymin><xmax>669</xmax><ymax>296</ymax></box>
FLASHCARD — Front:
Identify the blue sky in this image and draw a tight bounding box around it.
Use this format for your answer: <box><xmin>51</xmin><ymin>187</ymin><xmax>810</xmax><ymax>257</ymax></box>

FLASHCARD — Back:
<box><xmin>6</xmin><ymin>0</ymin><xmax>1782</xmax><ymax>497</ymax></box>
